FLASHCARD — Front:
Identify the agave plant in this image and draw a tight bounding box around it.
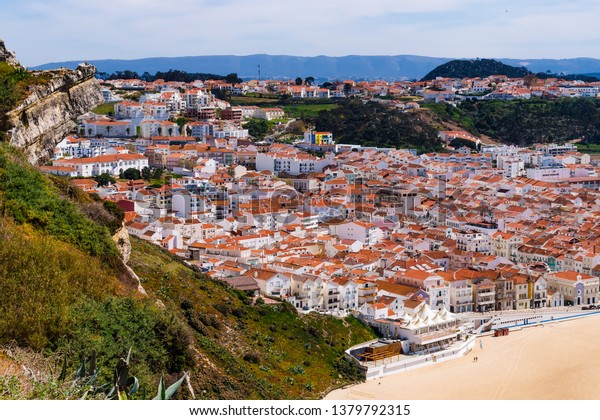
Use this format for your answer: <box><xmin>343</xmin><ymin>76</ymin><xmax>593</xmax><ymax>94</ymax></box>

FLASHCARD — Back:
<box><xmin>153</xmin><ymin>373</ymin><xmax>188</xmax><ymax>400</ymax></box>
<box><xmin>58</xmin><ymin>348</ymin><xmax>187</xmax><ymax>400</ymax></box>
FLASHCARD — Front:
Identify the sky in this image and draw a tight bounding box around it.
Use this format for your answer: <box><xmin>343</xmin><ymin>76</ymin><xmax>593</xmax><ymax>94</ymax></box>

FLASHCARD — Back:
<box><xmin>2</xmin><ymin>0</ymin><xmax>600</xmax><ymax>67</ymax></box>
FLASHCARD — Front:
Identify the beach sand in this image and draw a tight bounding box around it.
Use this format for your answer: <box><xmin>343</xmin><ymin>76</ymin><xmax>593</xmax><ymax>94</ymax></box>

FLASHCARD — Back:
<box><xmin>326</xmin><ymin>314</ymin><xmax>600</xmax><ymax>400</ymax></box>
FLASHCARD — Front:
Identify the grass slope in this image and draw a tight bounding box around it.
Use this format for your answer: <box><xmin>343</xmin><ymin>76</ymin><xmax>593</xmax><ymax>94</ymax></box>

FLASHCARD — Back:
<box><xmin>129</xmin><ymin>238</ymin><xmax>377</xmax><ymax>399</ymax></box>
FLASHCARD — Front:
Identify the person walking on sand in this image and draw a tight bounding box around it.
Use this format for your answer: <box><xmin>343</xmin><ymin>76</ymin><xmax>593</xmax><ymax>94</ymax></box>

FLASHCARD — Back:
<box><xmin>479</xmin><ymin>339</ymin><xmax>483</xmax><ymax>350</ymax></box>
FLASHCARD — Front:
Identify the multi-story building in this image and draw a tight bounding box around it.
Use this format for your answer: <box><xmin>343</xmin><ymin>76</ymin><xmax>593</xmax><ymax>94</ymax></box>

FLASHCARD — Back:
<box><xmin>491</xmin><ymin>231</ymin><xmax>523</xmax><ymax>261</ymax></box>
<box><xmin>446</xmin><ymin>277</ymin><xmax>473</xmax><ymax>313</ymax></box>
<box><xmin>494</xmin><ymin>274</ymin><xmax>515</xmax><ymax>311</ymax></box>
<box><xmin>256</xmin><ymin>152</ymin><xmax>335</xmax><ymax>176</ymax></box>
<box><xmin>397</xmin><ymin>270</ymin><xmax>450</xmax><ymax>310</ymax></box>
<box><xmin>329</xmin><ymin>221</ymin><xmax>384</xmax><ymax>247</ymax></box>
<box><xmin>514</xmin><ymin>275</ymin><xmax>530</xmax><ymax>310</ymax></box>
<box><xmin>471</xmin><ymin>277</ymin><xmax>496</xmax><ymax>312</ymax></box>
<box><xmin>543</xmin><ymin>271</ymin><xmax>600</xmax><ymax>306</ymax></box>
<box><xmin>52</xmin><ymin>153</ymin><xmax>148</xmax><ymax>177</ymax></box>
<box><xmin>454</xmin><ymin>230</ymin><xmax>491</xmax><ymax>255</ymax></box>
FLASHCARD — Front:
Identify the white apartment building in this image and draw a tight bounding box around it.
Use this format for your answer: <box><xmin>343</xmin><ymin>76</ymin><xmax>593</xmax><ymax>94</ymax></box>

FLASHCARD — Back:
<box><xmin>329</xmin><ymin>221</ymin><xmax>384</xmax><ymax>246</ymax></box>
<box><xmin>52</xmin><ymin>153</ymin><xmax>149</xmax><ymax>177</ymax></box>
<box><xmin>453</xmin><ymin>230</ymin><xmax>491</xmax><ymax>255</ymax></box>
<box><xmin>256</xmin><ymin>152</ymin><xmax>335</xmax><ymax>176</ymax></box>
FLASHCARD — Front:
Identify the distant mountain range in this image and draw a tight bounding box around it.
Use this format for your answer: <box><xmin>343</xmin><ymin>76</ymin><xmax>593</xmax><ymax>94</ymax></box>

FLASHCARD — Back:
<box><xmin>32</xmin><ymin>54</ymin><xmax>600</xmax><ymax>81</ymax></box>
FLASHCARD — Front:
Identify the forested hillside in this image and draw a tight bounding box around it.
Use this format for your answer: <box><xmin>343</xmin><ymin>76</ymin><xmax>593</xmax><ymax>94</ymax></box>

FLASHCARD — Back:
<box><xmin>427</xmin><ymin>98</ymin><xmax>600</xmax><ymax>145</ymax></box>
<box><xmin>422</xmin><ymin>59</ymin><xmax>530</xmax><ymax>81</ymax></box>
<box><xmin>311</xmin><ymin>100</ymin><xmax>443</xmax><ymax>152</ymax></box>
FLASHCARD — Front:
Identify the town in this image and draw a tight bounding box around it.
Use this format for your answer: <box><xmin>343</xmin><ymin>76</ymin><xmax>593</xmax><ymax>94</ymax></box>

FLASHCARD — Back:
<box><xmin>41</xmin><ymin>72</ymin><xmax>600</xmax><ymax>358</ymax></box>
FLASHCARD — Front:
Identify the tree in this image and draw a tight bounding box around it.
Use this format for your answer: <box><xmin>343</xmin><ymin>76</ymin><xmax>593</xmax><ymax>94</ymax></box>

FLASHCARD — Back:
<box><xmin>94</xmin><ymin>173</ymin><xmax>116</xmax><ymax>187</ymax></box>
<box><xmin>186</xmin><ymin>126</ymin><xmax>192</xmax><ymax>137</ymax></box>
<box><xmin>168</xmin><ymin>127</ymin><xmax>173</xmax><ymax>136</ymax></box>
<box><xmin>246</xmin><ymin>118</ymin><xmax>270</xmax><ymax>139</ymax></box>
<box><xmin>305</xmin><ymin>76</ymin><xmax>315</xmax><ymax>86</ymax></box>
<box><xmin>122</xmin><ymin>168</ymin><xmax>142</xmax><ymax>180</ymax></box>
<box><xmin>225</xmin><ymin>73</ymin><xmax>242</xmax><ymax>84</ymax></box>
<box><xmin>157</xmin><ymin>126</ymin><xmax>163</xmax><ymax>136</ymax></box>
<box><xmin>175</xmin><ymin>117</ymin><xmax>187</xmax><ymax>132</ymax></box>
<box><xmin>295</xmin><ymin>77</ymin><xmax>303</xmax><ymax>86</ymax></box>
<box><xmin>343</xmin><ymin>83</ymin><xmax>352</xmax><ymax>96</ymax></box>
<box><xmin>125</xmin><ymin>127</ymin><xmax>131</xmax><ymax>137</ymax></box>
<box><xmin>523</xmin><ymin>74</ymin><xmax>539</xmax><ymax>88</ymax></box>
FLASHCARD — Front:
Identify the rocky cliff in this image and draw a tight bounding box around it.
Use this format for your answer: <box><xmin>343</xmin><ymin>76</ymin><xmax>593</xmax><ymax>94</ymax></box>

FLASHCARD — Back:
<box><xmin>0</xmin><ymin>39</ymin><xmax>19</xmax><ymax>67</ymax></box>
<box><xmin>112</xmin><ymin>225</ymin><xmax>147</xmax><ymax>295</ymax></box>
<box><xmin>4</xmin><ymin>63</ymin><xmax>103</xmax><ymax>164</ymax></box>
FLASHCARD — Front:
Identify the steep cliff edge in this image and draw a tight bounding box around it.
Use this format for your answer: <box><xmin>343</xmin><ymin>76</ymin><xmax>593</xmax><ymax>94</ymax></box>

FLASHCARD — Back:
<box><xmin>0</xmin><ymin>40</ymin><xmax>103</xmax><ymax>164</ymax></box>
<box><xmin>4</xmin><ymin>63</ymin><xmax>103</xmax><ymax>164</ymax></box>
<box><xmin>0</xmin><ymin>39</ymin><xmax>19</xmax><ymax>66</ymax></box>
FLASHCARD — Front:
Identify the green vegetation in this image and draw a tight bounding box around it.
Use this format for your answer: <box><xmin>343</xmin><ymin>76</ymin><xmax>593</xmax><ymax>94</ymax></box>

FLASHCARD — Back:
<box><xmin>100</xmin><ymin>69</ymin><xmax>242</xmax><ymax>84</ymax></box>
<box><xmin>228</xmin><ymin>96</ymin><xmax>280</xmax><ymax>106</ymax></box>
<box><xmin>0</xmin><ymin>63</ymin><xmax>52</xmax><ymax>134</ymax></box>
<box><xmin>0</xmin><ymin>145</ymin><xmax>120</xmax><ymax>261</ymax></box>
<box><xmin>91</xmin><ymin>103</ymin><xmax>115</xmax><ymax>115</ymax></box>
<box><xmin>421</xmin><ymin>58</ymin><xmax>530</xmax><ymax>81</ymax></box>
<box><xmin>427</xmin><ymin>98</ymin><xmax>600</xmax><ymax>145</ymax></box>
<box><xmin>283</xmin><ymin>103</ymin><xmax>338</xmax><ymax>119</ymax></box>
<box><xmin>574</xmin><ymin>143</ymin><xmax>600</xmax><ymax>154</ymax></box>
<box><xmin>0</xmin><ymin>218</ymin><xmax>117</xmax><ymax>350</ymax></box>
<box><xmin>311</xmin><ymin>100</ymin><xmax>443</xmax><ymax>152</ymax></box>
<box><xmin>129</xmin><ymin>238</ymin><xmax>377</xmax><ymax>398</ymax></box>
<box><xmin>121</xmin><ymin>168</ymin><xmax>141</xmax><ymax>180</ymax></box>
<box><xmin>246</xmin><ymin>118</ymin><xmax>270</xmax><ymax>139</ymax></box>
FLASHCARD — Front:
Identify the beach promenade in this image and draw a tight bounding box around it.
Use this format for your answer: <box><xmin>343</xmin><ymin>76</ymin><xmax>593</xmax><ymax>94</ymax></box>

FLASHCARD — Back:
<box><xmin>326</xmin><ymin>313</ymin><xmax>600</xmax><ymax>400</ymax></box>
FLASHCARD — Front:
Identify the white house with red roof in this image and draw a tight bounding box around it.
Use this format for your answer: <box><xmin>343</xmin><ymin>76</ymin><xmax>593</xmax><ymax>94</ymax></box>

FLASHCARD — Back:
<box><xmin>52</xmin><ymin>153</ymin><xmax>148</xmax><ymax>177</ymax></box>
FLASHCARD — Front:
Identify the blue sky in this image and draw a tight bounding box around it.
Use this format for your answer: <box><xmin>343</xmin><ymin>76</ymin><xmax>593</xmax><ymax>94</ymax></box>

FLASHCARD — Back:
<box><xmin>2</xmin><ymin>0</ymin><xmax>600</xmax><ymax>66</ymax></box>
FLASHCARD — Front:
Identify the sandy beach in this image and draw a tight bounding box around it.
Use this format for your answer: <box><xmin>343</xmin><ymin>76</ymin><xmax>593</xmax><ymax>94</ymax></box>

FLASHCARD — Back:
<box><xmin>326</xmin><ymin>314</ymin><xmax>600</xmax><ymax>400</ymax></box>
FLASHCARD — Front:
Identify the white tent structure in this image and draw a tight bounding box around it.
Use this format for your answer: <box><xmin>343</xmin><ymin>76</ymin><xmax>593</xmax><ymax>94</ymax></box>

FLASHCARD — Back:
<box><xmin>373</xmin><ymin>301</ymin><xmax>460</xmax><ymax>354</ymax></box>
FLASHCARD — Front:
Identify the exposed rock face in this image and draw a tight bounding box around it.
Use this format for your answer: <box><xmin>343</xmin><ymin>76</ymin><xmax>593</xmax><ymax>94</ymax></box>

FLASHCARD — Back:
<box><xmin>112</xmin><ymin>225</ymin><xmax>147</xmax><ymax>296</ymax></box>
<box><xmin>0</xmin><ymin>39</ymin><xmax>19</xmax><ymax>66</ymax></box>
<box><xmin>5</xmin><ymin>63</ymin><xmax>103</xmax><ymax>165</ymax></box>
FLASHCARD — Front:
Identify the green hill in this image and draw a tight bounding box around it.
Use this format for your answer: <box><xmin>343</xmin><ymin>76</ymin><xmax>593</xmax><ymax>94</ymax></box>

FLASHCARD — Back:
<box><xmin>311</xmin><ymin>99</ymin><xmax>443</xmax><ymax>152</ymax></box>
<box><xmin>422</xmin><ymin>59</ymin><xmax>530</xmax><ymax>81</ymax></box>
<box><xmin>426</xmin><ymin>98</ymin><xmax>600</xmax><ymax>146</ymax></box>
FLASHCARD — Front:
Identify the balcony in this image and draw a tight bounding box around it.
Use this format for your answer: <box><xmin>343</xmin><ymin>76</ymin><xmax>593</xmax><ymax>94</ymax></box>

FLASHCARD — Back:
<box><xmin>413</xmin><ymin>329</ymin><xmax>460</xmax><ymax>346</ymax></box>
<box><xmin>455</xmin><ymin>299</ymin><xmax>473</xmax><ymax>305</ymax></box>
